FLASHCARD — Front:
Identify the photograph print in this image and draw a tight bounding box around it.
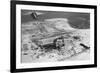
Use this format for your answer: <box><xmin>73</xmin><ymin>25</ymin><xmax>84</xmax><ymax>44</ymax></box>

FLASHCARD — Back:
<box><xmin>21</xmin><ymin>10</ymin><xmax>91</xmax><ymax>63</ymax></box>
<box><xmin>11</xmin><ymin>1</ymin><xmax>97</xmax><ymax>72</ymax></box>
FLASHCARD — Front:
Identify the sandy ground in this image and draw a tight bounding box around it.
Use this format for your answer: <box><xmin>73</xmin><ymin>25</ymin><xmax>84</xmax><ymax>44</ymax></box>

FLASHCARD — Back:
<box><xmin>21</xmin><ymin>50</ymin><xmax>90</xmax><ymax>63</ymax></box>
<box><xmin>21</xmin><ymin>18</ymin><xmax>90</xmax><ymax>63</ymax></box>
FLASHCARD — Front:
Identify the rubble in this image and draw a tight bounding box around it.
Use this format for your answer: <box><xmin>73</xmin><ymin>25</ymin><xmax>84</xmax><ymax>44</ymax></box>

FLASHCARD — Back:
<box><xmin>21</xmin><ymin>18</ymin><xmax>90</xmax><ymax>63</ymax></box>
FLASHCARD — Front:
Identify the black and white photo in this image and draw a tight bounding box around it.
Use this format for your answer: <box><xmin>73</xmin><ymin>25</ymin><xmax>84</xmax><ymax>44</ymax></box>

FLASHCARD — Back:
<box><xmin>21</xmin><ymin>10</ymin><xmax>90</xmax><ymax>63</ymax></box>
<box><xmin>11</xmin><ymin>1</ymin><xmax>97</xmax><ymax>72</ymax></box>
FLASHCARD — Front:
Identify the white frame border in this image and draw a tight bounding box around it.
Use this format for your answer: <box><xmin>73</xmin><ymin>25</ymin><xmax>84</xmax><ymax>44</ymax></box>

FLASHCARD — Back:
<box><xmin>16</xmin><ymin>4</ymin><xmax>95</xmax><ymax>69</ymax></box>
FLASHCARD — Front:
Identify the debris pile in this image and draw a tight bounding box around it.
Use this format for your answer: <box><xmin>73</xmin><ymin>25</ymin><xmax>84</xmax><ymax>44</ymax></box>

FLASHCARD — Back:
<box><xmin>21</xmin><ymin>19</ymin><xmax>90</xmax><ymax>63</ymax></box>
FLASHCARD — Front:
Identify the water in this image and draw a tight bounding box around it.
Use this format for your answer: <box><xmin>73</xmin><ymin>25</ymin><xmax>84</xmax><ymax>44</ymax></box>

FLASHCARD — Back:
<box><xmin>21</xmin><ymin>10</ymin><xmax>90</xmax><ymax>29</ymax></box>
